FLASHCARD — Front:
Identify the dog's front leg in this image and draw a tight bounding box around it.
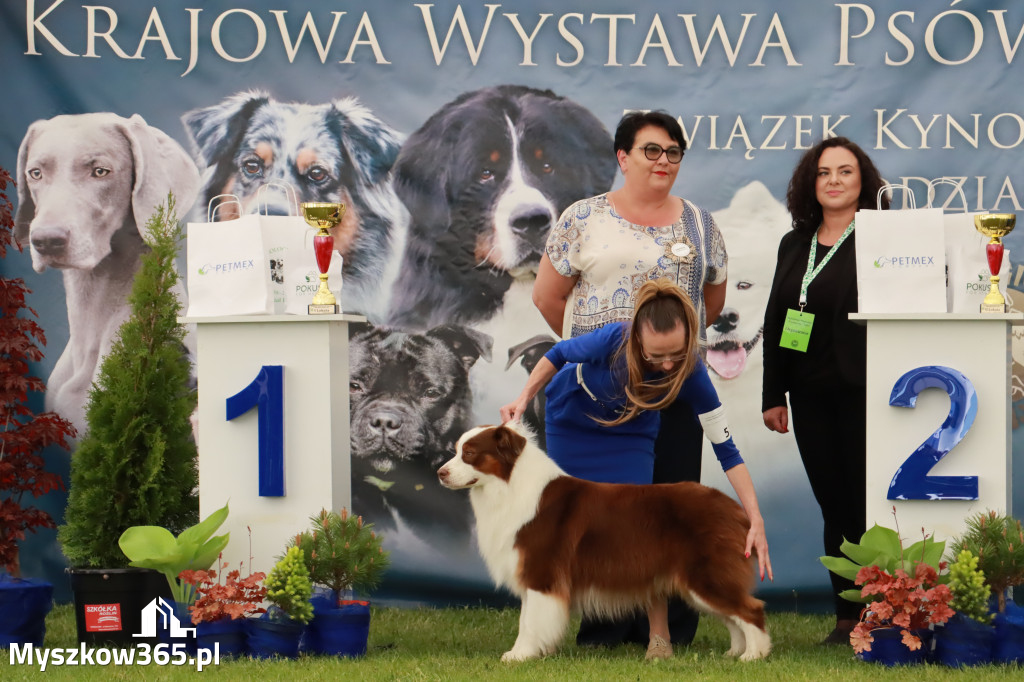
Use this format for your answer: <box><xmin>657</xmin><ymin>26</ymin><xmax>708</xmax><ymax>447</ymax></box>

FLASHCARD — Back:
<box><xmin>501</xmin><ymin>589</ymin><xmax>569</xmax><ymax>662</ymax></box>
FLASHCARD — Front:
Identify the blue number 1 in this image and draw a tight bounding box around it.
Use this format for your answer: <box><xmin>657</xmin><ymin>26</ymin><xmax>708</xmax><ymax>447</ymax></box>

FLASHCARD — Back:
<box><xmin>887</xmin><ymin>365</ymin><xmax>978</xmax><ymax>501</ymax></box>
<box><xmin>226</xmin><ymin>365</ymin><xmax>284</xmax><ymax>496</ymax></box>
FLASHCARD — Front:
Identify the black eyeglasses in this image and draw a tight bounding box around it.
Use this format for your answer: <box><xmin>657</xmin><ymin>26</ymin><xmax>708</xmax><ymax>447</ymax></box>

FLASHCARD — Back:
<box><xmin>634</xmin><ymin>143</ymin><xmax>684</xmax><ymax>164</ymax></box>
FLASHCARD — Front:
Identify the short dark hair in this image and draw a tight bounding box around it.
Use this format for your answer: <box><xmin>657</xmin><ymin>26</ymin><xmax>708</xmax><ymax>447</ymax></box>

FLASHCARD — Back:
<box><xmin>614</xmin><ymin>111</ymin><xmax>687</xmax><ymax>157</ymax></box>
<box><xmin>785</xmin><ymin>136</ymin><xmax>888</xmax><ymax>237</ymax></box>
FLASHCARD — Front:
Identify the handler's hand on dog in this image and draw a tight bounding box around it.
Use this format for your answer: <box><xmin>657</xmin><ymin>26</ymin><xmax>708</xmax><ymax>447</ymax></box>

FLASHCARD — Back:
<box><xmin>745</xmin><ymin>521</ymin><xmax>773</xmax><ymax>582</ymax></box>
<box><xmin>762</xmin><ymin>406</ymin><xmax>788</xmax><ymax>434</ymax></box>
<box><xmin>499</xmin><ymin>398</ymin><xmax>527</xmax><ymax>424</ymax></box>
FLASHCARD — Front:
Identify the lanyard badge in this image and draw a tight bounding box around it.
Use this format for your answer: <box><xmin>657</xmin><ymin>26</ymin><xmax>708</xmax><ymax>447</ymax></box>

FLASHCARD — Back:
<box><xmin>780</xmin><ymin>221</ymin><xmax>854</xmax><ymax>353</ymax></box>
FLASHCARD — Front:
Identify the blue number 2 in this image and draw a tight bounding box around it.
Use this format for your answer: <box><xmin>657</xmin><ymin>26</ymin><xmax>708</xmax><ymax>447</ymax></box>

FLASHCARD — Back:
<box><xmin>887</xmin><ymin>365</ymin><xmax>978</xmax><ymax>501</ymax></box>
<box><xmin>226</xmin><ymin>365</ymin><xmax>284</xmax><ymax>497</ymax></box>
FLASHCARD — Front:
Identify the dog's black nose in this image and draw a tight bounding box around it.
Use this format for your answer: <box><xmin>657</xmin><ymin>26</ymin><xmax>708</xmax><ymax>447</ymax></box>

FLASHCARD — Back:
<box><xmin>510</xmin><ymin>206</ymin><xmax>553</xmax><ymax>240</ymax></box>
<box><xmin>712</xmin><ymin>309</ymin><xmax>739</xmax><ymax>332</ymax></box>
<box><xmin>369</xmin><ymin>410</ymin><xmax>403</xmax><ymax>432</ymax></box>
<box><xmin>31</xmin><ymin>231</ymin><xmax>69</xmax><ymax>256</ymax></box>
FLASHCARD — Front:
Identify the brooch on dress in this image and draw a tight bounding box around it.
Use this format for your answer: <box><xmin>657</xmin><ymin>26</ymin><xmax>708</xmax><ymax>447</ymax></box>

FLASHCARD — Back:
<box><xmin>663</xmin><ymin>234</ymin><xmax>695</xmax><ymax>264</ymax></box>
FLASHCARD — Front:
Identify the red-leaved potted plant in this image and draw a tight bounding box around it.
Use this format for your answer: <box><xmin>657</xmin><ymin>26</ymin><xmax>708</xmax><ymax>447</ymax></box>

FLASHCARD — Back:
<box><xmin>179</xmin><ymin>554</ymin><xmax>266</xmax><ymax>658</ymax></box>
<box><xmin>0</xmin><ymin>165</ymin><xmax>76</xmax><ymax>647</ymax></box>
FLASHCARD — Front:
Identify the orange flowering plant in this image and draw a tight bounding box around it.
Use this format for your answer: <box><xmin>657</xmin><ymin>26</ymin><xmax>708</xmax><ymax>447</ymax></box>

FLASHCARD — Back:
<box><xmin>179</xmin><ymin>558</ymin><xmax>267</xmax><ymax>624</ymax></box>
<box><xmin>850</xmin><ymin>561</ymin><xmax>955</xmax><ymax>654</ymax></box>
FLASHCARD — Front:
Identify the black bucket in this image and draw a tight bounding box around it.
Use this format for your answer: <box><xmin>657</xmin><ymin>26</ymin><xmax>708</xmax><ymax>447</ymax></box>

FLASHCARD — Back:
<box><xmin>67</xmin><ymin>568</ymin><xmax>169</xmax><ymax>647</ymax></box>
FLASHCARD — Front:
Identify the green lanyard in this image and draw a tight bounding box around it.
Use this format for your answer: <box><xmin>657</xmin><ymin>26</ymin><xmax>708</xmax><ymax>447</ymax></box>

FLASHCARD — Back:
<box><xmin>799</xmin><ymin>220</ymin><xmax>855</xmax><ymax>310</ymax></box>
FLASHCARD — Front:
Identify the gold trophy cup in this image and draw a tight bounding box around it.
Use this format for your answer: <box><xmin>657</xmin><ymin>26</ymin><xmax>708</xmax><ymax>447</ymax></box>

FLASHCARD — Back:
<box><xmin>973</xmin><ymin>213</ymin><xmax>1016</xmax><ymax>314</ymax></box>
<box><xmin>301</xmin><ymin>202</ymin><xmax>346</xmax><ymax>315</ymax></box>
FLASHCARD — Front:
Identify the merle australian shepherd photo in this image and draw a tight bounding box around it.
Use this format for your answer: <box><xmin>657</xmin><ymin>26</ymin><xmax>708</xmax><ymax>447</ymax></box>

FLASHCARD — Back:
<box><xmin>386</xmin><ymin>85</ymin><xmax>616</xmax><ymax>329</ymax></box>
<box><xmin>181</xmin><ymin>90</ymin><xmax>407</xmax><ymax>320</ymax></box>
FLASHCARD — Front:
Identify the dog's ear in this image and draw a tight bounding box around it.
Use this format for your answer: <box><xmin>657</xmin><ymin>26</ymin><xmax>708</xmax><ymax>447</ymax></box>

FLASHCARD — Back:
<box><xmin>493</xmin><ymin>424</ymin><xmax>527</xmax><ymax>460</ymax></box>
<box><xmin>505</xmin><ymin>334</ymin><xmax>558</xmax><ymax>371</ymax></box>
<box><xmin>426</xmin><ymin>324</ymin><xmax>493</xmax><ymax>368</ymax></box>
<box><xmin>13</xmin><ymin>121</ymin><xmax>40</xmax><ymax>247</ymax></box>
<box><xmin>181</xmin><ymin>90</ymin><xmax>269</xmax><ymax>167</ymax></box>
<box><xmin>117</xmin><ymin>114</ymin><xmax>202</xmax><ymax>237</ymax></box>
<box><xmin>330</xmin><ymin>97</ymin><xmax>404</xmax><ymax>188</ymax></box>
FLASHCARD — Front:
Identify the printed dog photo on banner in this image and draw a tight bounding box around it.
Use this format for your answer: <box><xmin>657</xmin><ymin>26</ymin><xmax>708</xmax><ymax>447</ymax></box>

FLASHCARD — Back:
<box><xmin>386</xmin><ymin>85</ymin><xmax>617</xmax><ymax>330</ymax></box>
<box><xmin>698</xmin><ymin>182</ymin><xmax>801</xmax><ymax>489</ymax></box>
<box><xmin>347</xmin><ymin>321</ymin><xmax>493</xmax><ymax>545</ymax></box>
<box><xmin>14</xmin><ymin>112</ymin><xmax>201</xmax><ymax>438</ymax></box>
<box><xmin>181</xmin><ymin>90</ymin><xmax>408</xmax><ymax>322</ymax></box>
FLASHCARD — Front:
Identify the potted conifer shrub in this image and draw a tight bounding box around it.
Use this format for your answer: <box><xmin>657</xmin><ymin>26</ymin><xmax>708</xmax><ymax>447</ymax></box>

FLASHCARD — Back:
<box><xmin>0</xmin><ymin>165</ymin><xmax>77</xmax><ymax>648</ymax></box>
<box><xmin>57</xmin><ymin>195</ymin><xmax>198</xmax><ymax>646</ymax></box>
<box><xmin>933</xmin><ymin>549</ymin><xmax>995</xmax><ymax>667</ymax></box>
<box><xmin>247</xmin><ymin>546</ymin><xmax>313</xmax><ymax>659</ymax></box>
<box><xmin>949</xmin><ymin>510</ymin><xmax>1024</xmax><ymax>663</ymax></box>
<box><xmin>290</xmin><ymin>508</ymin><xmax>390</xmax><ymax>657</ymax></box>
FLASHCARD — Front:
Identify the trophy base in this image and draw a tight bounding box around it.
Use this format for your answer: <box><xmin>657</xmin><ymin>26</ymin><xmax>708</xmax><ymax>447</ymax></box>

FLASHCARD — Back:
<box><xmin>308</xmin><ymin>303</ymin><xmax>340</xmax><ymax>315</ymax></box>
<box><xmin>979</xmin><ymin>301</ymin><xmax>1008</xmax><ymax>314</ymax></box>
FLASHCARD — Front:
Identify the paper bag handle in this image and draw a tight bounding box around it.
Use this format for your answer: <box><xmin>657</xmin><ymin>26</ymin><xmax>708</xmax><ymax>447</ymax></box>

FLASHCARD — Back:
<box><xmin>207</xmin><ymin>194</ymin><xmax>242</xmax><ymax>222</ymax></box>
<box><xmin>256</xmin><ymin>182</ymin><xmax>300</xmax><ymax>217</ymax></box>
<box><xmin>877</xmin><ymin>184</ymin><xmax>916</xmax><ymax>210</ymax></box>
<box><xmin>926</xmin><ymin>178</ymin><xmax>969</xmax><ymax>213</ymax></box>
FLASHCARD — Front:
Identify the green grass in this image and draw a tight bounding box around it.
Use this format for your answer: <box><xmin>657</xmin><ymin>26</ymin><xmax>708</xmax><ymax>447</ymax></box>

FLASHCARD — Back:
<box><xmin>3</xmin><ymin>604</ymin><xmax>1021</xmax><ymax>680</ymax></box>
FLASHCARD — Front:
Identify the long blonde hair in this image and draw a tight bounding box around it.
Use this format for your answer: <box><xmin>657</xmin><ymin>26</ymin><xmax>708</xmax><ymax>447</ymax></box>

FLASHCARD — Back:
<box><xmin>599</xmin><ymin>279</ymin><xmax>701</xmax><ymax>427</ymax></box>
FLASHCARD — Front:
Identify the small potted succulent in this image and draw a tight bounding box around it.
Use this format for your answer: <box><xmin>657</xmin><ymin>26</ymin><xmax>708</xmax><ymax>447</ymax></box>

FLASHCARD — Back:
<box><xmin>290</xmin><ymin>508</ymin><xmax>390</xmax><ymax>657</ymax></box>
<box><xmin>821</xmin><ymin>510</ymin><xmax>953</xmax><ymax>665</ymax></box>
<box><xmin>933</xmin><ymin>549</ymin><xmax>995</xmax><ymax>667</ymax></box>
<box><xmin>247</xmin><ymin>546</ymin><xmax>313</xmax><ymax>659</ymax></box>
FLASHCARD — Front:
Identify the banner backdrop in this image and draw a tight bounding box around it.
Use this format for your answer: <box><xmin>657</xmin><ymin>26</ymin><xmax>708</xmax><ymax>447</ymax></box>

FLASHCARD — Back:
<box><xmin>4</xmin><ymin>0</ymin><xmax>1024</xmax><ymax>607</ymax></box>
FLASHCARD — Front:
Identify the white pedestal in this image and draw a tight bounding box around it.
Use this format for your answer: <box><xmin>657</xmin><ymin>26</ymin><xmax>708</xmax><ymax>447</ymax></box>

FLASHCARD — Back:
<box><xmin>851</xmin><ymin>312</ymin><xmax>1020</xmax><ymax>544</ymax></box>
<box><xmin>183</xmin><ymin>314</ymin><xmax>364</xmax><ymax>577</ymax></box>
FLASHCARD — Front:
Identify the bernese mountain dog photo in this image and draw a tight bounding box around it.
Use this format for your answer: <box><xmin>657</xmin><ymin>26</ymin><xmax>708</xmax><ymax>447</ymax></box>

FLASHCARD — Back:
<box><xmin>181</xmin><ymin>90</ymin><xmax>408</xmax><ymax>320</ymax></box>
<box><xmin>386</xmin><ymin>84</ymin><xmax>616</xmax><ymax>329</ymax></box>
<box><xmin>437</xmin><ymin>422</ymin><xmax>771</xmax><ymax>662</ymax></box>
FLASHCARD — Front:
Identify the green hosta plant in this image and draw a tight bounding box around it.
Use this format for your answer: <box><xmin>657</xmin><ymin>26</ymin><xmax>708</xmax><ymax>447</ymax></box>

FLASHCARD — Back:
<box><xmin>948</xmin><ymin>549</ymin><xmax>993</xmax><ymax>624</ymax></box>
<box><xmin>118</xmin><ymin>502</ymin><xmax>230</xmax><ymax>604</ymax></box>
<box><xmin>821</xmin><ymin>516</ymin><xmax>948</xmax><ymax>604</ymax></box>
<box><xmin>950</xmin><ymin>509</ymin><xmax>1024</xmax><ymax>613</ymax></box>
<box><xmin>264</xmin><ymin>546</ymin><xmax>313</xmax><ymax>624</ymax></box>
<box><xmin>290</xmin><ymin>508</ymin><xmax>390</xmax><ymax>596</ymax></box>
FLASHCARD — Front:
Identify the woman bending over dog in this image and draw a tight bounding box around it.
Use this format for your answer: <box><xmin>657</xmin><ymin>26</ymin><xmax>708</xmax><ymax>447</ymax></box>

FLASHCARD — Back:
<box><xmin>501</xmin><ymin>279</ymin><xmax>772</xmax><ymax>661</ymax></box>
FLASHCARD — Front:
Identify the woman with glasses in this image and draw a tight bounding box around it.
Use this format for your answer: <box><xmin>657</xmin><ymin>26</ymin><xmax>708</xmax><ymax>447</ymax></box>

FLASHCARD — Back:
<box><xmin>502</xmin><ymin>279</ymin><xmax>771</xmax><ymax>661</ymax></box>
<box><xmin>532</xmin><ymin>111</ymin><xmax>728</xmax><ymax>649</ymax></box>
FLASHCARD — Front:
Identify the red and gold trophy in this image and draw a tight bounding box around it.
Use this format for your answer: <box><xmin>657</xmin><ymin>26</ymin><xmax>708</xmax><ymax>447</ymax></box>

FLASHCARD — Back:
<box><xmin>973</xmin><ymin>213</ymin><xmax>1016</xmax><ymax>314</ymax></box>
<box><xmin>301</xmin><ymin>202</ymin><xmax>345</xmax><ymax>315</ymax></box>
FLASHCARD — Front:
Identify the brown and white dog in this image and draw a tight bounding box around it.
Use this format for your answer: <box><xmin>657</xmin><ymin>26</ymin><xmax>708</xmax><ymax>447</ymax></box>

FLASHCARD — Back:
<box><xmin>437</xmin><ymin>423</ymin><xmax>771</xmax><ymax>662</ymax></box>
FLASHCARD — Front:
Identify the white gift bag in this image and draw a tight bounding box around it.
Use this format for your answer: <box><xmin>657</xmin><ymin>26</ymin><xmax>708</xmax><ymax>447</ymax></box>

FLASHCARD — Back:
<box><xmin>256</xmin><ymin>183</ymin><xmax>310</xmax><ymax>314</ymax></box>
<box><xmin>186</xmin><ymin>195</ymin><xmax>273</xmax><ymax>317</ymax></box>
<box><xmin>854</xmin><ymin>185</ymin><xmax>947</xmax><ymax>313</ymax></box>
<box><xmin>932</xmin><ymin>179</ymin><xmax>1012</xmax><ymax>313</ymax></box>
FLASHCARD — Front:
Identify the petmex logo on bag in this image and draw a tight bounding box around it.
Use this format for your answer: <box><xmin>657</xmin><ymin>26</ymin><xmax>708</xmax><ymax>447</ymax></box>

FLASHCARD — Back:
<box><xmin>871</xmin><ymin>255</ymin><xmax>937</xmax><ymax>269</ymax></box>
<box><xmin>196</xmin><ymin>260</ymin><xmax>257</xmax><ymax>275</ymax></box>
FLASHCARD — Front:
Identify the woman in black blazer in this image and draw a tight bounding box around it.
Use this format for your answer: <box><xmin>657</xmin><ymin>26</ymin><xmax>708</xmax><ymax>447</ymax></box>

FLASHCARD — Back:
<box><xmin>762</xmin><ymin>137</ymin><xmax>888</xmax><ymax>645</ymax></box>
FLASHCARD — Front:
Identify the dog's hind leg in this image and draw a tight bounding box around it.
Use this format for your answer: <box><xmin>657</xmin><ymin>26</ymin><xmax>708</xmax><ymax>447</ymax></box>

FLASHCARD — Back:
<box><xmin>501</xmin><ymin>589</ymin><xmax>569</xmax><ymax>662</ymax></box>
<box><xmin>688</xmin><ymin>592</ymin><xmax>770</xmax><ymax>661</ymax></box>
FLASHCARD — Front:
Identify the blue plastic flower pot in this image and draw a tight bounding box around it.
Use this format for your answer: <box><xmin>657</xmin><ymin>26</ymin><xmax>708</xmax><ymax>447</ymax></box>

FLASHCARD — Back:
<box><xmin>196</xmin><ymin>618</ymin><xmax>247</xmax><ymax>658</ymax></box>
<box><xmin>993</xmin><ymin>601</ymin><xmax>1024</xmax><ymax>664</ymax></box>
<box><xmin>857</xmin><ymin>627</ymin><xmax>930</xmax><ymax>666</ymax></box>
<box><xmin>303</xmin><ymin>600</ymin><xmax>370</xmax><ymax>657</ymax></box>
<box><xmin>246</xmin><ymin>617</ymin><xmax>304</xmax><ymax>659</ymax></box>
<box><xmin>934</xmin><ymin>612</ymin><xmax>995</xmax><ymax>667</ymax></box>
<box><xmin>0</xmin><ymin>575</ymin><xmax>53</xmax><ymax>647</ymax></box>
